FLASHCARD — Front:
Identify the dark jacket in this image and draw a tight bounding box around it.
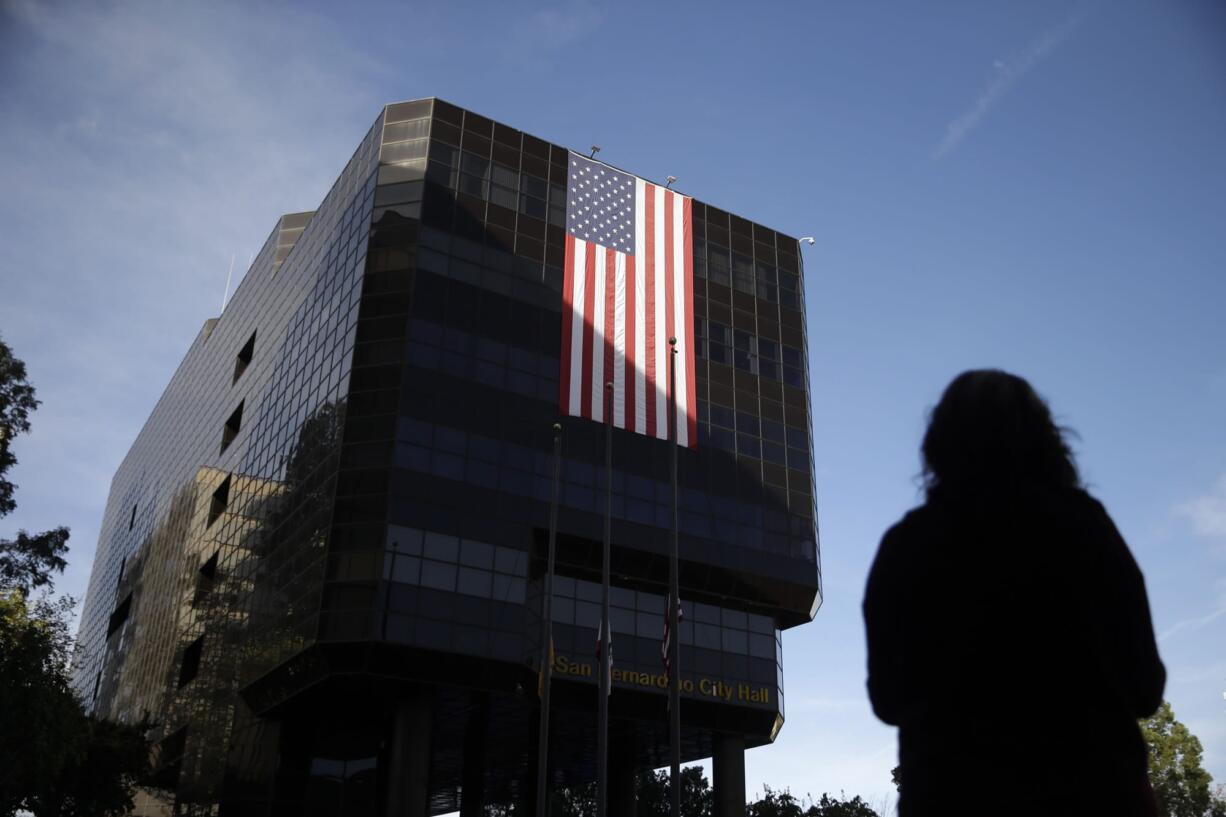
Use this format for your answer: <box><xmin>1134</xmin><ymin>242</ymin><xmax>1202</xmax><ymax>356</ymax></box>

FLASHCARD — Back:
<box><xmin>864</xmin><ymin>488</ymin><xmax>1164</xmax><ymax>816</ymax></box>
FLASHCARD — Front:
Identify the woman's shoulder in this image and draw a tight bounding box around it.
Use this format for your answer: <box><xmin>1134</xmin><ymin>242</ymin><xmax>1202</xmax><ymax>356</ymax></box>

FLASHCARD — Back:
<box><xmin>1037</xmin><ymin>486</ymin><xmax>1113</xmax><ymax>527</ymax></box>
<box><xmin>880</xmin><ymin>503</ymin><xmax>940</xmax><ymax>549</ymax></box>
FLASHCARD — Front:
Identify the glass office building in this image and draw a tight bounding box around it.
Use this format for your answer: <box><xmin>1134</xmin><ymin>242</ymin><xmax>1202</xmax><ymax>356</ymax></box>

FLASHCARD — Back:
<box><xmin>72</xmin><ymin>98</ymin><xmax>821</xmax><ymax>817</ymax></box>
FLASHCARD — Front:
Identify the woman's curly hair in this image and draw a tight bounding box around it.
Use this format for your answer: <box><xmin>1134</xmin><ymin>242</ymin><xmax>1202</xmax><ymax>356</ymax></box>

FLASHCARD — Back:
<box><xmin>922</xmin><ymin>369</ymin><xmax>1080</xmax><ymax>500</ymax></box>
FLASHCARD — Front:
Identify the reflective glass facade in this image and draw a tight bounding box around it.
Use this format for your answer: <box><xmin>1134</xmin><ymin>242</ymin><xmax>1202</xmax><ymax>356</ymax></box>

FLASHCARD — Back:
<box><xmin>72</xmin><ymin>98</ymin><xmax>819</xmax><ymax>816</ymax></box>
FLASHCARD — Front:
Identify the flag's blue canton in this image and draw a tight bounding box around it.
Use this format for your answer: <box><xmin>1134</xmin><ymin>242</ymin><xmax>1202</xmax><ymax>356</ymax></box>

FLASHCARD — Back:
<box><xmin>567</xmin><ymin>154</ymin><xmax>636</xmax><ymax>255</ymax></box>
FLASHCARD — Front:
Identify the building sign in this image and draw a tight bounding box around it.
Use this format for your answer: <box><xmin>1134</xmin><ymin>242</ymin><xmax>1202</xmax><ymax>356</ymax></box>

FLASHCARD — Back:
<box><xmin>552</xmin><ymin>654</ymin><xmax>772</xmax><ymax>705</ymax></box>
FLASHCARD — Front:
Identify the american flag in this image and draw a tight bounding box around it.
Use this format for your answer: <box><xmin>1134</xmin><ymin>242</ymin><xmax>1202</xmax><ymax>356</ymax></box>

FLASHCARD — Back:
<box><xmin>559</xmin><ymin>152</ymin><xmax>697</xmax><ymax>447</ymax></box>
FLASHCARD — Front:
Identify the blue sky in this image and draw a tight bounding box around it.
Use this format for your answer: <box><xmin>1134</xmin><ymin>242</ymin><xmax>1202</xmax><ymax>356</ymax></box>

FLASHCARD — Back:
<box><xmin>2</xmin><ymin>0</ymin><xmax>1224</xmax><ymax>806</ymax></box>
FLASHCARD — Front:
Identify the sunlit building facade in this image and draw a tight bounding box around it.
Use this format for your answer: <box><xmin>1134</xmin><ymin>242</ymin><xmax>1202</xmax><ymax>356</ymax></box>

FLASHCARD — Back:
<box><xmin>72</xmin><ymin>98</ymin><xmax>821</xmax><ymax>817</ymax></box>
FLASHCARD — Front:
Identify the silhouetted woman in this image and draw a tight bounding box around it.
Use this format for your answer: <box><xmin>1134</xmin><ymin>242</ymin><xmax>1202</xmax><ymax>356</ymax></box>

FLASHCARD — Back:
<box><xmin>864</xmin><ymin>370</ymin><xmax>1164</xmax><ymax>816</ymax></box>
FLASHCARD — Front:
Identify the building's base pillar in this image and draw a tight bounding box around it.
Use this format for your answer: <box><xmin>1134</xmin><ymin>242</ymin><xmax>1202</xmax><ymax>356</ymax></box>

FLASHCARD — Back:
<box><xmin>519</xmin><ymin>713</ymin><xmax>539</xmax><ymax>817</ymax></box>
<box><xmin>608</xmin><ymin>734</ymin><xmax>636</xmax><ymax>817</ymax></box>
<box><xmin>459</xmin><ymin>693</ymin><xmax>488</xmax><ymax>817</ymax></box>
<box><xmin>712</xmin><ymin>733</ymin><xmax>746</xmax><ymax>817</ymax></box>
<box><xmin>386</xmin><ymin>687</ymin><xmax>432</xmax><ymax>817</ymax></box>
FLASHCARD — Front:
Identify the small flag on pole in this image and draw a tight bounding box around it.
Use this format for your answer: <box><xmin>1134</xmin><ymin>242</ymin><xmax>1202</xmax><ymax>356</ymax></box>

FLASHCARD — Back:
<box><xmin>595</xmin><ymin>617</ymin><xmax>613</xmax><ymax>696</ymax></box>
<box><xmin>662</xmin><ymin>594</ymin><xmax>683</xmax><ymax>682</ymax></box>
<box><xmin>538</xmin><ymin>636</ymin><xmax>555</xmax><ymax>699</ymax></box>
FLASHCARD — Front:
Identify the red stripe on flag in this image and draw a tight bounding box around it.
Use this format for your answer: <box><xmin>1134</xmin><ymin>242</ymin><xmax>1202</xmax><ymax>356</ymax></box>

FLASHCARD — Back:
<box><xmin>624</xmin><ymin>255</ymin><xmax>637</xmax><ymax>435</ymax></box>
<box><xmin>580</xmin><ymin>244</ymin><xmax>596</xmax><ymax>420</ymax></box>
<box><xmin>560</xmin><ymin>234</ymin><xmax>576</xmax><ymax>414</ymax></box>
<box><xmin>663</xmin><ymin>190</ymin><xmax>676</xmax><ymax>443</ymax></box>
<box><xmin>603</xmin><ymin>249</ymin><xmax>616</xmax><ymax>417</ymax></box>
<box><xmin>682</xmin><ymin>197</ymin><xmax>697</xmax><ymax>447</ymax></box>
<box><xmin>643</xmin><ymin>186</ymin><xmax>657</xmax><ymax>439</ymax></box>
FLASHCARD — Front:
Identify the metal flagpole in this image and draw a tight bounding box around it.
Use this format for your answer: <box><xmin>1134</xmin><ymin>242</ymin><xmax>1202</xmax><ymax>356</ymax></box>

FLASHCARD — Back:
<box><xmin>597</xmin><ymin>383</ymin><xmax>613</xmax><ymax>817</ymax></box>
<box><xmin>668</xmin><ymin>338</ymin><xmax>681</xmax><ymax>817</ymax></box>
<box><xmin>535</xmin><ymin>423</ymin><xmax>563</xmax><ymax>817</ymax></box>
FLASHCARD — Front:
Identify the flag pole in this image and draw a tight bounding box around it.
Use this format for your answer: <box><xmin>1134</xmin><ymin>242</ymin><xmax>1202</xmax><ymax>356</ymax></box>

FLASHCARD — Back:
<box><xmin>597</xmin><ymin>382</ymin><xmax>613</xmax><ymax>817</ymax></box>
<box><xmin>536</xmin><ymin>422</ymin><xmax>563</xmax><ymax>817</ymax></box>
<box><xmin>668</xmin><ymin>338</ymin><xmax>681</xmax><ymax>817</ymax></box>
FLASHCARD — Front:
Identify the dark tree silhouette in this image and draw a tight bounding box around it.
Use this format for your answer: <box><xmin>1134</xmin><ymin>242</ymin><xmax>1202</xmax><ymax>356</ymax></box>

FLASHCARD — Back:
<box><xmin>0</xmin><ymin>336</ymin><xmax>153</xmax><ymax>817</ymax></box>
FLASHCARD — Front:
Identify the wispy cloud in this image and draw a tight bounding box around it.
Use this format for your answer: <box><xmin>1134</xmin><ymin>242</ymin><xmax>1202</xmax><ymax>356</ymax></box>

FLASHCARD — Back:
<box><xmin>1175</xmin><ymin>474</ymin><xmax>1226</xmax><ymax>543</ymax></box>
<box><xmin>933</xmin><ymin>8</ymin><xmax>1089</xmax><ymax>158</ymax></box>
<box><xmin>0</xmin><ymin>0</ymin><xmax>385</xmax><ymax>609</ymax></box>
<box><xmin>1161</xmin><ymin>478</ymin><xmax>1226</xmax><ymax>641</ymax></box>
<box><xmin>1160</xmin><ymin>578</ymin><xmax>1226</xmax><ymax>642</ymax></box>
<box><xmin>522</xmin><ymin>0</ymin><xmax>604</xmax><ymax>47</ymax></box>
<box><xmin>503</xmin><ymin>0</ymin><xmax>604</xmax><ymax>68</ymax></box>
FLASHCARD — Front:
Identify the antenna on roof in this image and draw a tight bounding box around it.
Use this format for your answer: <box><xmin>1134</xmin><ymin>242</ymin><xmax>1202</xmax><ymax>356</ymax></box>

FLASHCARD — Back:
<box><xmin>665</xmin><ymin>176</ymin><xmax>677</xmax><ymax>189</ymax></box>
<box><xmin>589</xmin><ymin>145</ymin><xmax>601</xmax><ymax>158</ymax></box>
<box><xmin>221</xmin><ymin>254</ymin><xmax>236</xmax><ymax>312</ymax></box>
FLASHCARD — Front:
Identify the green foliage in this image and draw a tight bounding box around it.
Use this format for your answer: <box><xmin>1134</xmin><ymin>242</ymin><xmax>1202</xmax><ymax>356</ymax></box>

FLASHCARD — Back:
<box><xmin>634</xmin><ymin>767</ymin><xmax>712</xmax><ymax>817</ymax></box>
<box><xmin>806</xmin><ymin>793</ymin><xmax>881</xmax><ymax>817</ymax></box>
<box><xmin>0</xmin><ymin>526</ymin><xmax>70</xmax><ymax>595</ymax></box>
<box><xmin>745</xmin><ymin>786</ymin><xmax>879</xmax><ymax>817</ymax></box>
<box><xmin>485</xmin><ymin>766</ymin><xmax>714</xmax><ymax>816</ymax></box>
<box><xmin>0</xmin><ymin>338</ymin><xmax>154</xmax><ymax>816</ymax></box>
<box><xmin>0</xmin><ymin>336</ymin><xmax>40</xmax><ymax>517</ymax></box>
<box><xmin>1142</xmin><ymin>701</ymin><xmax>1224</xmax><ymax>817</ymax></box>
<box><xmin>0</xmin><ymin>337</ymin><xmax>70</xmax><ymax>598</ymax></box>
<box><xmin>0</xmin><ymin>591</ymin><xmax>82</xmax><ymax>812</ymax></box>
<box><xmin>0</xmin><ymin>587</ymin><xmax>150</xmax><ymax>816</ymax></box>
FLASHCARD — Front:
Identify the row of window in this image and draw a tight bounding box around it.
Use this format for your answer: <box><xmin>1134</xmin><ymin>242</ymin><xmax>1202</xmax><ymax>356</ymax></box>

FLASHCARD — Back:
<box><xmin>386</xmin><ymin>100</ymin><xmax>800</xmax><ymax>268</ymax></box>
<box><xmin>407</xmin><ymin>318</ymin><xmax>559</xmax><ymax>405</ymax></box>
<box><xmin>698</xmin><ymin>318</ymin><xmax>806</xmax><ymax>388</ymax></box>
<box><xmin>359</xmin><ymin>523</ymin><xmax>783</xmax><ymax>663</ymax></box>
<box><xmin>694</xmin><ymin>239</ymin><xmax>802</xmax><ymax>311</ymax></box>
<box><xmin>389</xmin><ymin>423</ymin><xmax>814</xmax><ymax>560</ymax></box>
<box><xmin>378</xmin><ymin>526</ymin><xmax>531</xmax><ymax>605</ymax></box>
<box><xmin>399</xmin><ymin>316</ymin><xmax>813</xmax><ymax>483</ymax></box>
<box><xmin>550</xmin><ymin>626</ymin><xmax>781</xmax><ymax>698</ymax></box>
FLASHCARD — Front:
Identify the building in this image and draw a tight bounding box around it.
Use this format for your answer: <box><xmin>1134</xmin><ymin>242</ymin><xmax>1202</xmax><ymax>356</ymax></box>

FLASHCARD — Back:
<box><xmin>72</xmin><ymin>98</ymin><xmax>821</xmax><ymax>817</ymax></box>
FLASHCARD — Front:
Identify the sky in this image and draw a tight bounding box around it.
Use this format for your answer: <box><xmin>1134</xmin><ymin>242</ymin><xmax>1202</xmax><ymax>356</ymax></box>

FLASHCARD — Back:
<box><xmin>1</xmin><ymin>0</ymin><xmax>1224</xmax><ymax>807</ymax></box>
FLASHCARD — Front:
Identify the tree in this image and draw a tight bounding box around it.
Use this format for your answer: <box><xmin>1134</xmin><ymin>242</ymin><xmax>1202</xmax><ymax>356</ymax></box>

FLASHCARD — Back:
<box><xmin>0</xmin><ymin>336</ymin><xmax>153</xmax><ymax>817</ymax></box>
<box><xmin>0</xmin><ymin>338</ymin><xmax>40</xmax><ymax>518</ymax></box>
<box><xmin>1142</xmin><ymin>701</ymin><xmax>1226</xmax><ymax>817</ymax></box>
<box><xmin>746</xmin><ymin>786</ymin><xmax>879</xmax><ymax>817</ymax></box>
<box><xmin>805</xmin><ymin>793</ymin><xmax>880</xmax><ymax>817</ymax></box>
<box><xmin>634</xmin><ymin>767</ymin><xmax>712</xmax><ymax>817</ymax></box>
<box><xmin>483</xmin><ymin>767</ymin><xmax>712</xmax><ymax>816</ymax></box>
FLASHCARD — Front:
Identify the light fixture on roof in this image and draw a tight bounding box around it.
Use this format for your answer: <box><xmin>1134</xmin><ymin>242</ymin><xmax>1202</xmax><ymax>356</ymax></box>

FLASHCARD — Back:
<box><xmin>589</xmin><ymin>145</ymin><xmax>601</xmax><ymax>158</ymax></box>
<box><xmin>799</xmin><ymin>236</ymin><xmax>816</xmax><ymax>247</ymax></box>
<box><xmin>665</xmin><ymin>176</ymin><xmax>677</xmax><ymax>189</ymax></box>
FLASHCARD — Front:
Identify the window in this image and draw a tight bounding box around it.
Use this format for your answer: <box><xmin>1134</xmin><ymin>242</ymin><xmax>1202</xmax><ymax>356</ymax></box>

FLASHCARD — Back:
<box><xmin>128</xmin><ymin>504</ymin><xmax>137</xmax><ymax>530</ymax></box>
<box><xmin>732</xmin><ymin>253</ymin><xmax>754</xmax><ymax>294</ymax></box>
<box><xmin>200</xmin><ymin>550</ymin><xmax>219</xmax><ymax>581</ymax></box>
<box><xmin>207</xmin><ymin>475</ymin><xmax>230</xmax><ymax>527</ymax></box>
<box><xmin>220</xmin><ymin>402</ymin><xmax>244</xmax><ymax>454</ymax></box>
<box><xmin>233</xmin><ymin>331</ymin><xmax>256</xmax><ymax>383</ymax></box>
<box><xmin>106</xmin><ymin>592</ymin><xmax>133</xmax><ymax>638</ymax></box>
<box><xmin>178</xmin><ymin>635</ymin><xmax>204</xmax><ymax>687</ymax></box>
<box><xmin>708</xmin><ymin>245</ymin><xmax>730</xmax><ymax>286</ymax></box>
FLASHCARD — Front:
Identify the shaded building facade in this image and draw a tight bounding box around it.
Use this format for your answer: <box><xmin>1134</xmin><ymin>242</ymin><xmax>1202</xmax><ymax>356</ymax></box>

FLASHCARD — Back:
<box><xmin>72</xmin><ymin>98</ymin><xmax>821</xmax><ymax>816</ymax></box>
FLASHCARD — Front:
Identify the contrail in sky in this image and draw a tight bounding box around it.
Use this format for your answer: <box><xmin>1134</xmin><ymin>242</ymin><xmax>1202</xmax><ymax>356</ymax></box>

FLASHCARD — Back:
<box><xmin>934</xmin><ymin>8</ymin><xmax>1090</xmax><ymax>158</ymax></box>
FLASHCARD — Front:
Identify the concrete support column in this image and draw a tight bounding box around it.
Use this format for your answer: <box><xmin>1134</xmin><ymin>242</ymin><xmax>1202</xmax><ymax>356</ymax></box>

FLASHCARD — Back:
<box><xmin>519</xmin><ymin>714</ymin><xmax>539</xmax><ymax>817</ymax></box>
<box><xmin>608</xmin><ymin>734</ymin><xmax>637</xmax><ymax>817</ymax></box>
<box><xmin>712</xmin><ymin>733</ymin><xmax>746</xmax><ymax>817</ymax></box>
<box><xmin>459</xmin><ymin>694</ymin><xmax>489</xmax><ymax>817</ymax></box>
<box><xmin>386</xmin><ymin>687</ymin><xmax>433</xmax><ymax>817</ymax></box>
